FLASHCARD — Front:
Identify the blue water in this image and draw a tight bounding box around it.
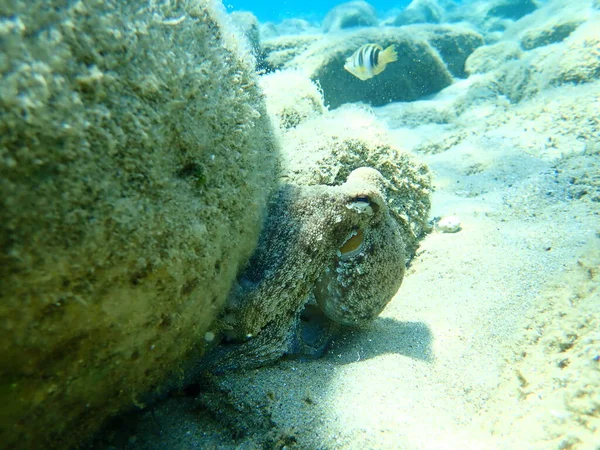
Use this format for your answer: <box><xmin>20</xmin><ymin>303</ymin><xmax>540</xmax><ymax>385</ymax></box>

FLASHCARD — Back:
<box><xmin>227</xmin><ymin>0</ymin><xmax>413</xmax><ymax>23</ymax></box>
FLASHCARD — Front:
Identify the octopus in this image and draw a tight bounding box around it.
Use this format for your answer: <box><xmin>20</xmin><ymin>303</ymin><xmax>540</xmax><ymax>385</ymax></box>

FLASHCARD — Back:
<box><xmin>202</xmin><ymin>167</ymin><xmax>408</xmax><ymax>372</ymax></box>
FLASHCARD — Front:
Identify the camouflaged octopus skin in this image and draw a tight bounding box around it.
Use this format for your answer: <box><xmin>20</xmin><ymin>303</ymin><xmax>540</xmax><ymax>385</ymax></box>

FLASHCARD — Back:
<box><xmin>206</xmin><ymin>167</ymin><xmax>406</xmax><ymax>372</ymax></box>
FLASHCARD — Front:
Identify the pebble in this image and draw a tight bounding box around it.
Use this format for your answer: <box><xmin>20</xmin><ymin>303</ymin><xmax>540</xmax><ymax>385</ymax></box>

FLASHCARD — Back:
<box><xmin>204</xmin><ymin>331</ymin><xmax>215</xmax><ymax>342</ymax></box>
<box><xmin>437</xmin><ymin>215</ymin><xmax>462</xmax><ymax>233</ymax></box>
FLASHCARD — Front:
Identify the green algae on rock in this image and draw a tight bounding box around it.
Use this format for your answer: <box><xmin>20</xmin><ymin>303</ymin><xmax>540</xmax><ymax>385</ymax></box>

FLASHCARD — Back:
<box><xmin>0</xmin><ymin>0</ymin><xmax>278</xmax><ymax>448</ymax></box>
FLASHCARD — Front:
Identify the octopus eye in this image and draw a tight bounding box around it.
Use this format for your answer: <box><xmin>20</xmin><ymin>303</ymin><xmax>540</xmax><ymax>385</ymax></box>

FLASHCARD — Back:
<box><xmin>340</xmin><ymin>229</ymin><xmax>364</xmax><ymax>255</ymax></box>
<box><xmin>347</xmin><ymin>194</ymin><xmax>375</xmax><ymax>215</ymax></box>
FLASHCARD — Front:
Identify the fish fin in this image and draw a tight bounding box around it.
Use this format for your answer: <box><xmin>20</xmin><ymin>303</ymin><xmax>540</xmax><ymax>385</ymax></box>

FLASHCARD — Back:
<box><xmin>379</xmin><ymin>45</ymin><xmax>398</xmax><ymax>65</ymax></box>
<box><xmin>345</xmin><ymin>65</ymin><xmax>370</xmax><ymax>81</ymax></box>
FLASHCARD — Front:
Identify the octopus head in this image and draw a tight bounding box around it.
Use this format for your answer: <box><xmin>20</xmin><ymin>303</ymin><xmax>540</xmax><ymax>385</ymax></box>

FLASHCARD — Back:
<box><xmin>313</xmin><ymin>167</ymin><xmax>407</xmax><ymax>326</ymax></box>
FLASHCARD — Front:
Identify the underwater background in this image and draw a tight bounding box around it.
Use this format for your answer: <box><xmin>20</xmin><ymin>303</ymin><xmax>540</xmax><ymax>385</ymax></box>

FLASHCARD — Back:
<box><xmin>229</xmin><ymin>0</ymin><xmax>415</xmax><ymax>22</ymax></box>
<box><xmin>1</xmin><ymin>0</ymin><xmax>599</xmax><ymax>449</ymax></box>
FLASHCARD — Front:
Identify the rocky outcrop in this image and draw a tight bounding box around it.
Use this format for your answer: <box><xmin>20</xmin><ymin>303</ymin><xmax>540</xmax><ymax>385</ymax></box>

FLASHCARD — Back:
<box><xmin>499</xmin><ymin>0</ymin><xmax>590</xmax><ymax>51</ymax></box>
<box><xmin>259</xmin><ymin>70</ymin><xmax>326</xmax><ymax>133</ymax></box>
<box><xmin>500</xmin><ymin>18</ymin><xmax>600</xmax><ymax>102</ymax></box>
<box><xmin>261</xmin><ymin>34</ymin><xmax>322</xmax><ymax>70</ymax></box>
<box><xmin>465</xmin><ymin>40</ymin><xmax>523</xmax><ymax>75</ymax></box>
<box><xmin>322</xmin><ymin>1</ymin><xmax>378</xmax><ymax>32</ymax></box>
<box><xmin>0</xmin><ymin>1</ymin><xmax>278</xmax><ymax>448</ymax></box>
<box><xmin>520</xmin><ymin>20</ymin><xmax>581</xmax><ymax>50</ymax></box>
<box><xmin>260</xmin><ymin>18</ymin><xmax>316</xmax><ymax>40</ymax></box>
<box><xmin>417</xmin><ymin>25</ymin><xmax>485</xmax><ymax>77</ymax></box>
<box><xmin>392</xmin><ymin>0</ymin><xmax>454</xmax><ymax>26</ymax></box>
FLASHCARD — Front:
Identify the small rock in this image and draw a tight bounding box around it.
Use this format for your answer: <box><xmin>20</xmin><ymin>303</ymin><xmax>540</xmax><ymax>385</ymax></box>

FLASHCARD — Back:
<box><xmin>465</xmin><ymin>41</ymin><xmax>522</xmax><ymax>75</ymax></box>
<box><xmin>322</xmin><ymin>1</ymin><xmax>378</xmax><ymax>33</ymax></box>
<box><xmin>437</xmin><ymin>215</ymin><xmax>462</xmax><ymax>233</ymax></box>
<box><xmin>487</xmin><ymin>0</ymin><xmax>537</xmax><ymax>21</ymax></box>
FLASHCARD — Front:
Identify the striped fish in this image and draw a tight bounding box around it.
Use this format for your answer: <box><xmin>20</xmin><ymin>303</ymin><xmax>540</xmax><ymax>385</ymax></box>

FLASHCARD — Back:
<box><xmin>344</xmin><ymin>43</ymin><xmax>398</xmax><ymax>81</ymax></box>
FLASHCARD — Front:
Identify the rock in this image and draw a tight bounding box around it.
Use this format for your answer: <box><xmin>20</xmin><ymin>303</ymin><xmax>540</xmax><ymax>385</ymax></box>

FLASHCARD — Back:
<box><xmin>322</xmin><ymin>1</ymin><xmax>378</xmax><ymax>33</ymax></box>
<box><xmin>374</xmin><ymin>97</ymin><xmax>458</xmax><ymax>128</ymax></box>
<box><xmin>487</xmin><ymin>0</ymin><xmax>537</xmax><ymax>20</ymax></box>
<box><xmin>0</xmin><ymin>1</ymin><xmax>278</xmax><ymax>449</ymax></box>
<box><xmin>465</xmin><ymin>41</ymin><xmax>523</xmax><ymax>75</ymax></box>
<box><xmin>520</xmin><ymin>20</ymin><xmax>582</xmax><ymax>50</ymax></box>
<box><xmin>448</xmin><ymin>0</ymin><xmax>539</xmax><ymax>35</ymax></box>
<box><xmin>392</xmin><ymin>0</ymin><xmax>454</xmax><ymax>26</ymax></box>
<box><xmin>500</xmin><ymin>0</ymin><xmax>590</xmax><ymax>51</ymax></box>
<box><xmin>417</xmin><ymin>24</ymin><xmax>485</xmax><ymax>77</ymax></box>
<box><xmin>260</xmin><ymin>34</ymin><xmax>322</xmax><ymax>71</ymax></box>
<box><xmin>500</xmin><ymin>18</ymin><xmax>600</xmax><ymax>102</ymax></box>
<box><xmin>282</xmin><ymin>26</ymin><xmax>455</xmax><ymax>108</ymax></box>
<box><xmin>554</xmin><ymin>141</ymin><xmax>600</xmax><ymax>203</ymax></box>
<box><xmin>259</xmin><ymin>70</ymin><xmax>326</xmax><ymax>132</ymax></box>
<box><xmin>465</xmin><ymin>0</ymin><xmax>594</xmax><ymax>81</ymax></box>
<box><xmin>260</xmin><ymin>18</ymin><xmax>316</xmax><ymax>40</ymax></box>
<box><xmin>202</xmin><ymin>106</ymin><xmax>432</xmax><ymax>372</ymax></box>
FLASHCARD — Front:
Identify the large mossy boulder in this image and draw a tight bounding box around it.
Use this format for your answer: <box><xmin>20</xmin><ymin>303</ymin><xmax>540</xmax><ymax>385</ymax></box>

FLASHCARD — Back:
<box><xmin>0</xmin><ymin>0</ymin><xmax>278</xmax><ymax>448</ymax></box>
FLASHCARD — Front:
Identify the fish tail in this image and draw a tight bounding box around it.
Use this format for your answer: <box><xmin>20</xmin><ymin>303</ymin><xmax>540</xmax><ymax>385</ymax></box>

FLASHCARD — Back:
<box><xmin>380</xmin><ymin>45</ymin><xmax>398</xmax><ymax>64</ymax></box>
